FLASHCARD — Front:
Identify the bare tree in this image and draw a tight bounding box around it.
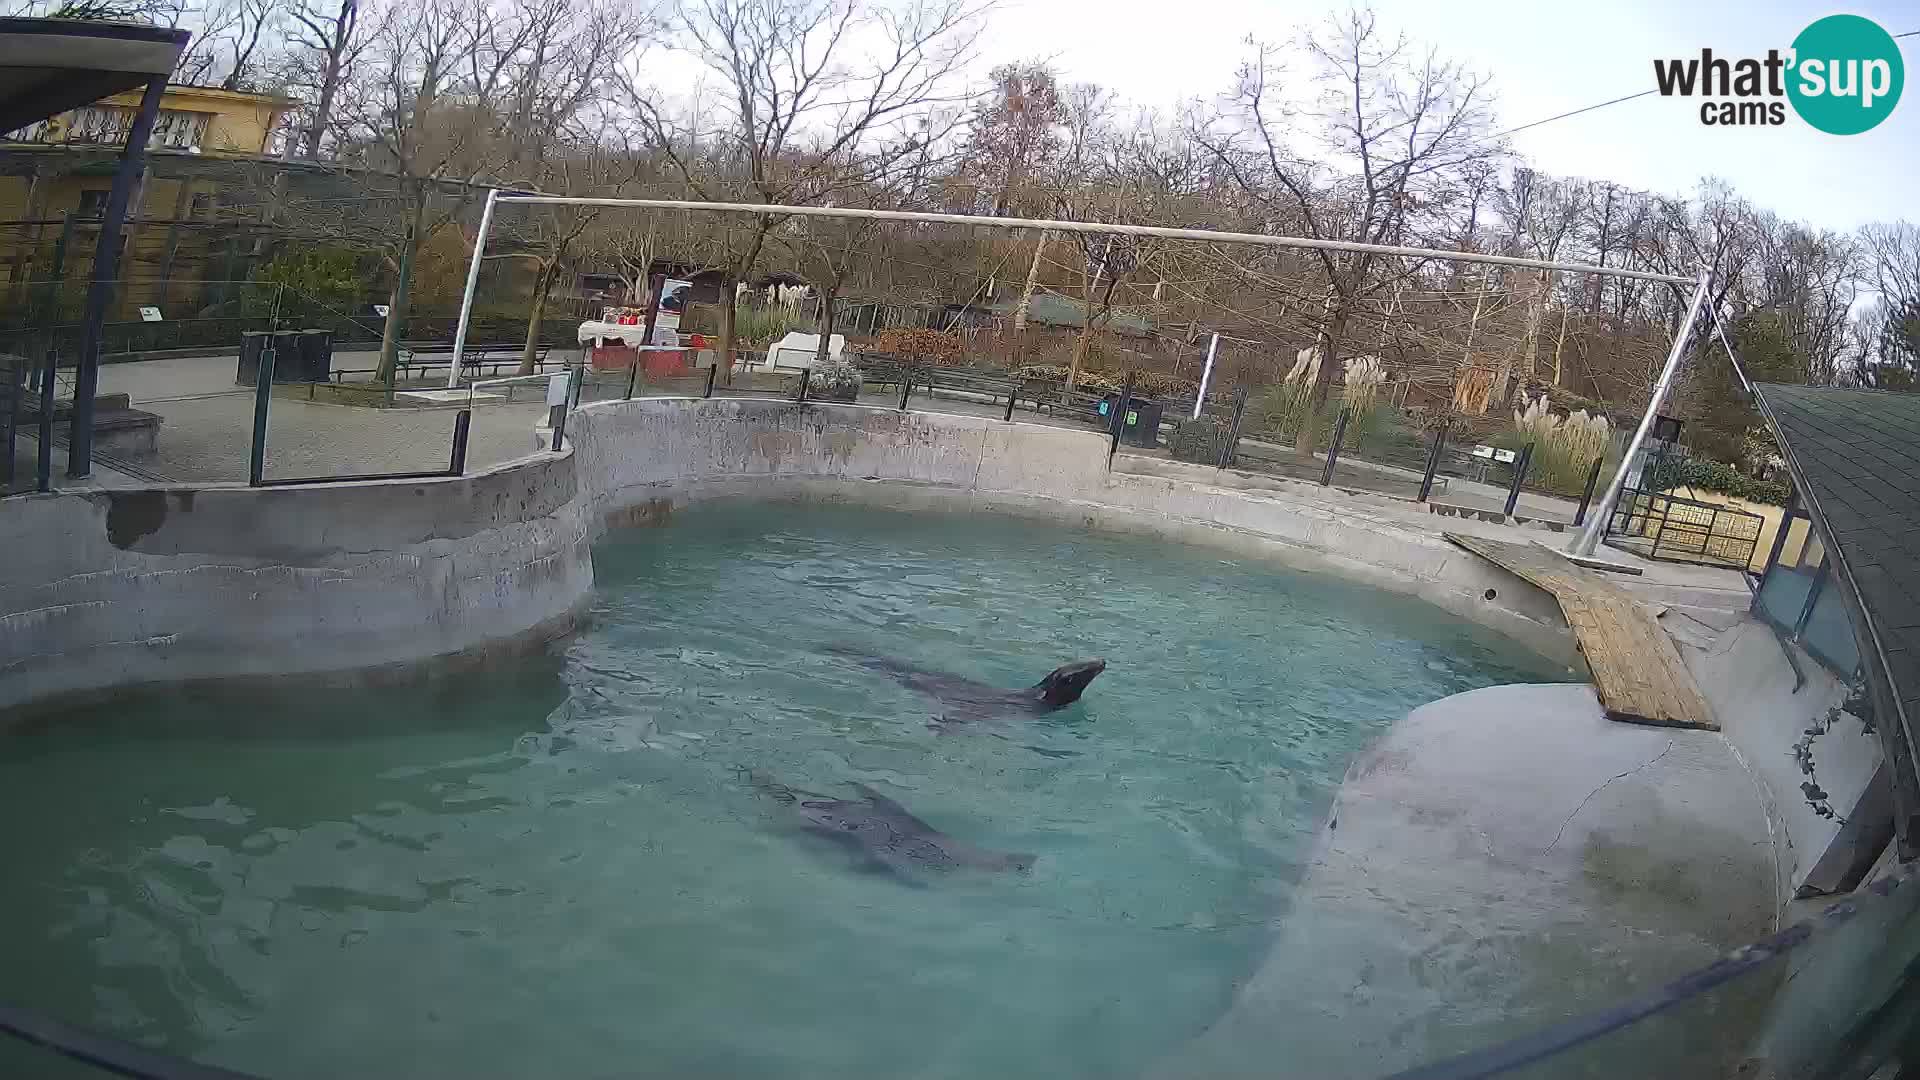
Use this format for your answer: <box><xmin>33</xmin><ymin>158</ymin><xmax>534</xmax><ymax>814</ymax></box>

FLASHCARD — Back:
<box><xmin>329</xmin><ymin>0</ymin><xmax>522</xmax><ymax>379</ymax></box>
<box><xmin>173</xmin><ymin>0</ymin><xmax>283</xmax><ymax>89</ymax></box>
<box><xmin>624</xmin><ymin>0</ymin><xmax>988</xmax><ymax>381</ymax></box>
<box><xmin>283</xmin><ymin>0</ymin><xmax>365</xmax><ymax>158</ymax></box>
<box><xmin>1201</xmin><ymin>10</ymin><xmax>1499</xmax><ymax>454</ymax></box>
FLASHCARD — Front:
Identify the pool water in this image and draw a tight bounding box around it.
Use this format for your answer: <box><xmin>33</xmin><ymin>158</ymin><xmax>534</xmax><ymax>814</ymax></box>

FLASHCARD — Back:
<box><xmin>0</xmin><ymin>503</ymin><xmax>1565</xmax><ymax>1079</ymax></box>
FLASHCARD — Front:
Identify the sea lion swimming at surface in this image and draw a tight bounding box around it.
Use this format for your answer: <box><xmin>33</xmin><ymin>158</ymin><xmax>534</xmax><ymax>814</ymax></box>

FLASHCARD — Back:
<box><xmin>824</xmin><ymin>647</ymin><xmax>1106</xmax><ymax>723</ymax></box>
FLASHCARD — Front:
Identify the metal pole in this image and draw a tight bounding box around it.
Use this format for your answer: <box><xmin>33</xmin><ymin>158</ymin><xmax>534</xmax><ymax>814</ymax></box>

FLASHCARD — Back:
<box><xmin>898</xmin><ymin>372</ymin><xmax>911</xmax><ymax>410</ymax></box>
<box><xmin>1108</xmin><ymin>372</ymin><xmax>1136</xmax><ymax>462</ymax></box>
<box><xmin>448</xmin><ymin>409</ymin><xmax>471</xmax><ymax>474</ymax></box>
<box><xmin>1193</xmin><ymin>332</ymin><xmax>1219</xmax><ymax>419</ymax></box>
<box><xmin>491</xmin><ymin>196</ymin><xmax>1695</xmax><ymax>286</ymax></box>
<box><xmin>248</xmin><ymin>346</ymin><xmax>275</xmax><ymax>486</ymax></box>
<box><xmin>69</xmin><ymin>75</ymin><xmax>168</xmax><ymax>479</ymax></box>
<box><xmin>703</xmin><ymin>364</ymin><xmax>717</xmax><ymax>398</ymax></box>
<box><xmin>3</xmin><ymin>358</ymin><xmax>19</xmax><ymax>490</ymax></box>
<box><xmin>795</xmin><ymin>367</ymin><xmax>811</xmax><ymax>403</ymax></box>
<box><xmin>1003</xmin><ymin>387</ymin><xmax>1017</xmax><ymax>421</ymax></box>
<box><xmin>446</xmin><ymin>188</ymin><xmax>499</xmax><ymax>389</ymax></box>
<box><xmin>1573</xmin><ymin>456</ymin><xmax>1606</xmax><ymax>527</ymax></box>
<box><xmin>1504</xmin><ymin>442</ymin><xmax>1534</xmax><ymax>517</ymax></box>
<box><xmin>1217</xmin><ymin>386</ymin><xmax>1250</xmax><ymax>469</ymax></box>
<box><xmin>1571</xmin><ymin>268</ymin><xmax>1713</xmax><ymax>556</ymax></box>
<box><xmin>1417</xmin><ymin>423</ymin><xmax>1447</xmax><ymax>502</ymax></box>
<box><xmin>35</xmin><ymin>347</ymin><xmax>54</xmax><ymax>492</ymax></box>
<box><xmin>1320</xmin><ymin>408</ymin><xmax>1351</xmax><ymax>486</ymax></box>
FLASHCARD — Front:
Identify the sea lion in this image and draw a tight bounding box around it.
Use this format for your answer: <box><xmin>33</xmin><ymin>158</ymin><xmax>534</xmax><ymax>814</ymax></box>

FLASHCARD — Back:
<box><xmin>746</xmin><ymin>771</ymin><xmax>1035</xmax><ymax>877</ymax></box>
<box><xmin>826</xmin><ymin>647</ymin><xmax>1106</xmax><ymax>722</ymax></box>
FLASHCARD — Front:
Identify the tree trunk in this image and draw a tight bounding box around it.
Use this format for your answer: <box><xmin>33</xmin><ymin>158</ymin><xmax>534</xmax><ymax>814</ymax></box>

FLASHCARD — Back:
<box><xmin>1520</xmin><ymin>270</ymin><xmax>1551</xmax><ymax>397</ymax></box>
<box><xmin>717</xmin><ymin>271</ymin><xmax>739</xmax><ymax>386</ymax></box>
<box><xmin>519</xmin><ymin>260</ymin><xmax>556</xmax><ymax>375</ymax></box>
<box><xmin>1067</xmin><ymin>323</ymin><xmax>1093</xmax><ymax>390</ymax></box>
<box><xmin>813</xmin><ymin>283</ymin><xmax>838</xmax><ymax>365</ymax></box>
<box><xmin>1552</xmin><ymin>306</ymin><xmax>1571</xmax><ymax>386</ymax></box>
<box><xmin>1013</xmin><ymin>230</ymin><xmax>1048</xmax><ymax>333</ymax></box>
<box><xmin>1295</xmin><ymin>298</ymin><xmax>1349</xmax><ymax>460</ymax></box>
<box><xmin>374</xmin><ymin>203</ymin><xmax>422</xmax><ymax>384</ymax></box>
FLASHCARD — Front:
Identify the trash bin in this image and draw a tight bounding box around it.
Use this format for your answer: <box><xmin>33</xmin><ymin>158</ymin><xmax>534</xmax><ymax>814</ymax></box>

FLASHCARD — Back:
<box><xmin>1098</xmin><ymin>393</ymin><xmax>1164</xmax><ymax>448</ymax></box>
<box><xmin>295</xmin><ymin>329</ymin><xmax>334</xmax><ymax>382</ymax></box>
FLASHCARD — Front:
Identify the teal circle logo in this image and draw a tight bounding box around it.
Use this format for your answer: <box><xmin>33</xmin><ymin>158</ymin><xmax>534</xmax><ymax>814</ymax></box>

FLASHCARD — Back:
<box><xmin>1787</xmin><ymin>14</ymin><xmax>1904</xmax><ymax>135</ymax></box>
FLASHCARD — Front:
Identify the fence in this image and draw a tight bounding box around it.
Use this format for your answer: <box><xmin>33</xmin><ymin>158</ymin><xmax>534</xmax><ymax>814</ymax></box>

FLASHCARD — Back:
<box><xmin>1602</xmin><ymin>488</ymin><xmax>1766</xmax><ymax>570</ymax></box>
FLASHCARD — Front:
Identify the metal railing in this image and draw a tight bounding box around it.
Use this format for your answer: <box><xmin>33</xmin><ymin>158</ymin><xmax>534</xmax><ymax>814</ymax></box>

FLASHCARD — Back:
<box><xmin>1604</xmin><ymin>488</ymin><xmax>1765</xmax><ymax>569</ymax></box>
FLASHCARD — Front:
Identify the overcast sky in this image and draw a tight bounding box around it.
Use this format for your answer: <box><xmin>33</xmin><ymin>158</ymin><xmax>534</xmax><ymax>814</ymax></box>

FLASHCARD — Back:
<box><xmin>975</xmin><ymin>0</ymin><xmax>1917</xmax><ymax>234</ymax></box>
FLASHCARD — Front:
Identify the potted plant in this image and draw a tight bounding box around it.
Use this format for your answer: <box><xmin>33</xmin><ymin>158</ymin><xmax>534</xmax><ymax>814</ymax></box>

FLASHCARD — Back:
<box><xmin>811</xmin><ymin>357</ymin><xmax>863</xmax><ymax>403</ymax></box>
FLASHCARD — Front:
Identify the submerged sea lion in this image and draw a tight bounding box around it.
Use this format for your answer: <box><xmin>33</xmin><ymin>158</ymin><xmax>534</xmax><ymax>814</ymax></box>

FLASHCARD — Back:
<box><xmin>745</xmin><ymin>772</ymin><xmax>1035</xmax><ymax>877</ymax></box>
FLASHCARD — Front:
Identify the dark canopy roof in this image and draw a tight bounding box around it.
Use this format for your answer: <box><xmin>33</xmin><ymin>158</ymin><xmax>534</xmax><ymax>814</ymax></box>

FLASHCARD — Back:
<box><xmin>0</xmin><ymin>17</ymin><xmax>186</xmax><ymax>134</ymax></box>
<box><xmin>1756</xmin><ymin>383</ymin><xmax>1920</xmax><ymax>845</ymax></box>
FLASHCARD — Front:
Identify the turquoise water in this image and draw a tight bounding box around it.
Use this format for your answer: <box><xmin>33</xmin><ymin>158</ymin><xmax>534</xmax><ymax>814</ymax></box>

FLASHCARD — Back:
<box><xmin>0</xmin><ymin>503</ymin><xmax>1564</xmax><ymax>1079</ymax></box>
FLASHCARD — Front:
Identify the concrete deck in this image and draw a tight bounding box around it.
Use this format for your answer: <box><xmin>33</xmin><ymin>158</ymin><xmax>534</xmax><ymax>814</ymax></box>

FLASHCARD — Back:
<box><xmin>1153</xmin><ymin>683</ymin><xmax>1779</xmax><ymax>1080</ymax></box>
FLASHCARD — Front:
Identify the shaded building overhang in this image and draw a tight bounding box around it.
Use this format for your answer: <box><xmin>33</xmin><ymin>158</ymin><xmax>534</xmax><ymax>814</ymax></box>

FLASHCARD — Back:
<box><xmin>0</xmin><ymin>18</ymin><xmax>186</xmax><ymax>134</ymax></box>
<box><xmin>1755</xmin><ymin>384</ymin><xmax>1920</xmax><ymax>857</ymax></box>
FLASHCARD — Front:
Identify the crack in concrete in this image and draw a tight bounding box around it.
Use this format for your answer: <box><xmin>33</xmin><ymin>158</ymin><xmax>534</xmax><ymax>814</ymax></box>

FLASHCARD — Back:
<box><xmin>1544</xmin><ymin>739</ymin><xmax>1677</xmax><ymax>856</ymax></box>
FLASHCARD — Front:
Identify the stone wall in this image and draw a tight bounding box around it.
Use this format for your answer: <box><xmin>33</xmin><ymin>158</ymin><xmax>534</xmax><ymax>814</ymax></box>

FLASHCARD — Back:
<box><xmin>565</xmin><ymin>397</ymin><xmax>1577</xmax><ymax>663</ymax></box>
<box><xmin>1</xmin><ymin>395</ymin><xmax>1576</xmax><ymax>713</ymax></box>
<box><xmin>0</xmin><ymin>451</ymin><xmax>592</xmax><ymax>712</ymax></box>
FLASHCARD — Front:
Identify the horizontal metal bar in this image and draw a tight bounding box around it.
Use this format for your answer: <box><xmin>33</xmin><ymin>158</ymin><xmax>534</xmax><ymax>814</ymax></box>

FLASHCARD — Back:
<box><xmin>492</xmin><ymin>196</ymin><xmax>1697</xmax><ymax>285</ymax></box>
<box><xmin>253</xmin><ymin>468</ymin><xmax>459</xmax><ymax>487</ymax></box>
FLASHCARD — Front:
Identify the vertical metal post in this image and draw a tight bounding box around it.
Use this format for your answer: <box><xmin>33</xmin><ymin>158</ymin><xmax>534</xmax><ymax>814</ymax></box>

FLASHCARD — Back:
<box><xmin>69</xmin><ymin>75</ymin><xmax>167</xmax><ymax>479</ymax></box>
<box><xmin>1108</xmin><ymin>372</ymin><xmax>1136</xmax><ymax>462</ymax></box>
<box><xmin>551</xmin><ymin>367</ymin><xmax>577</xmax><ymax>451</ymax></box>
<box><xmin>1320</xmin><ymin>408</ymin><xmax>1351</xmax><ymax>486</ymax></box>
<box><xmin>703</xmin><ymin>364</ymin><xmax>717</xmax><ymax>398</ymax></box>
<box><xmin>1572</xmin><ymin>456</ymin><xmax>1606</xmax><ymax>527</ymax></box>
<box><xmin>448</xmin><ymin>409</ymin><xmax>471</xmax><ymax>474</ymax></box>
<box><xmin>3</xmin><ymin>358</ymin><xmax>20</xmax><ymax>490</ymax></box>
<box><xmin>625</xmin><ymin>271</ymin><xmax>666</xmax><ymax>401</ymax></box>
<box><xmin>446</xmin><ymin>188</ymin><xmax>500</xmax><ymax>389</ymax></box>
<box><xmin>1572</xmin><ymin>267</ymin><xmax>1713</xmax><ymax>555</ymax></box>
<box><xmin>35</xmin><ymin>347</ymin><xmax>54</xmax><ymax>492</ymax></box>
<box><xmin>795</xmin><ymin>367</ymin><xmax>811</xmax><ymax>403</ymax></box>
<box><xmin>897</xmin><ymin>372</ymin><xmax>911</xmax><ymax>410</ymax></box>
<box><xmin>1003</xmin><ymin>387</ymin><xmax>1017</xmax><ymax>421</ymax></box>
<box><xmin>1504</xmin><ymin>442</ymin><xmax>1535</xmax><ymax>517</ymax></box>
<box><xmin>1216</xmin><ymin>386</ymin><xmax>1250</xmax><ymax>469</ymax></box>
<box><xmin>1192</xmin><ymin>332</ymin><xmax>1219</xmax><ymax>419</ymax></box>
<box><xmin>247</xmin><ymin>346</ymin><xmax>275</xmax><ymax>486</ymax></box>
<box><xmin>1417</xmin><ymin>423</ymin><xmax>1447</xmax><ymax>502</ymax></box>
<box><xmin>1647</xmin><ymin>493</ymin><xmax>1672</xmax><ymax>558</ymax></box>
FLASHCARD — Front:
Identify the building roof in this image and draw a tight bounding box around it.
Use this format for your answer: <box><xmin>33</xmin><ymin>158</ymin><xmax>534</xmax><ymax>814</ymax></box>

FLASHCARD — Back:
<box><xmin>1755</xmin><ymin>383</ymin><xmax>1920</xmax><ymax>843</ymax></box>
<box><xmin>0</xmin><ymin>17</ymin><xmax>187</xmax><ymax>134</ymax></box>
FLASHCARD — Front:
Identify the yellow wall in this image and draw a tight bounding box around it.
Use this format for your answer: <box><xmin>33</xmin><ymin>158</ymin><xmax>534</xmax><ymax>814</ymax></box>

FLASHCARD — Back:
<box><xmin>1673</xmin><ymin>489</ymin><xmax>1807</xmax><ymax>572</ymax></box>
<box><xmin>83</xmin><ymin>85</ymin><xmax>292</xmax><ymax>156</ymax></box>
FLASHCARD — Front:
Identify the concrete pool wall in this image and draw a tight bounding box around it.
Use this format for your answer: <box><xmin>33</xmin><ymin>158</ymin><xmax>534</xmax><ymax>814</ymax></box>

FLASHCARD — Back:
<box><xmin>0</xmin><ymin>394</ymin><xmax>1619</xmax><ymax>713</ymax></box>
<box><xmin>0</xmin><ymin>449</ymin><xmax>592</xmax><ymax>712</ymax></box>
<box><xmin>568</xmin><ymin>397</ymin><xmax>1579</xmax><ymax>663</ymax></box>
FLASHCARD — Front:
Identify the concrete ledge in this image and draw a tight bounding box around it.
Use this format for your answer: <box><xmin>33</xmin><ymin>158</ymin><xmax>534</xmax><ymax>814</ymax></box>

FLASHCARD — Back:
<box><xmin>0</xmin><ymin>449</ymin><xmax>592</xmax><ymax>713</ymax></box>
<box><xmin>567</xmin><ymin>397</ymin><xmax>1581</xmax><ymax>667</ymax></box>
<box><xmin>1154</xmin><ymin>683</ymin><xmax>1778</xmax><ymax>1080</ymax></box>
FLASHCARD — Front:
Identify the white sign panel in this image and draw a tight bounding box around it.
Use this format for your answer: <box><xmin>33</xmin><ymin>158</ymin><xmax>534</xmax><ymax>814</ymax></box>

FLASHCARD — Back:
<box><xmin>654</xmin><ymin>278</ymin><xmax>693</xmax><ymax>334</ymax></box>
<box><xmin>546</xmin><ymin>373</ymin><xmax>570</xmax><ymax>407</ymax></box>
<box><xmin>138</xmin><ymin>306</ymin><xmax>162</xmax><ymax>322</ymax></box>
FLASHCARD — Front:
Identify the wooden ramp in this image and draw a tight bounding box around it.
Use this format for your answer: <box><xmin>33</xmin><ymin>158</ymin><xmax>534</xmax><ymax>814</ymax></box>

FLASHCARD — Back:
<box><xmin>1446</xmin><ymin>533</ymin><xmax>1717</xmax><ymax>730</ymax></box>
